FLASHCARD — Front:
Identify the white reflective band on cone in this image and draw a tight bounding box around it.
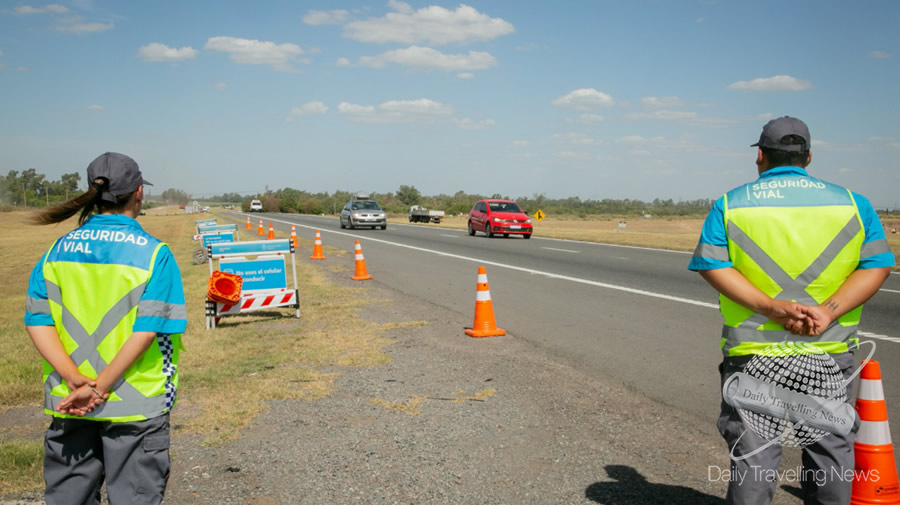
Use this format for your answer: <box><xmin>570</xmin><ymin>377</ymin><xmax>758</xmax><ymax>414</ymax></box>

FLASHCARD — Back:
<box><xmin>858</xmin><ymin>379</ymin><xmax>886</xmax><ymax>401</ymax></box>
<box><xmin>857</xmin><ymin>420</ymin><xmax>893</xmax><ymax>446</ymax></box>
<box><xmin>477</xmin><ymin>274</ymin><xmax>488</xmax><ymax>283</ymax></box>
<box><xmin>476</xmin><ymin>290</ymin><xmax>492</xmax><ymax>301</ymax></box>
<box><xmin>355</xmin><ymin>254</ymin><xmax>364</xmax><ymax>260</ymax></box>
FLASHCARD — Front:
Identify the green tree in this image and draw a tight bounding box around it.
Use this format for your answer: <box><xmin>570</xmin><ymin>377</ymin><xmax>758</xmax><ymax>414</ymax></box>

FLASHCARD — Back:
<box><xmin>395</xmin><ymin>185</ymin><xmax>421</xmax><ymax>206</ymax></box>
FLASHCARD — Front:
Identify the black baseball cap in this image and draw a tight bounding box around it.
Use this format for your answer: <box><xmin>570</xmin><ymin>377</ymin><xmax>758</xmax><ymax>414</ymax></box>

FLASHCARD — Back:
<box><xmin>86</xmin><ymin>152</ymin><xmax>152</xmax><ymax>203</ymax></box>
<box><xmin>751</xmin><ymin>116</ymin><xmax>810</xmax><ymax>152</ymax></box>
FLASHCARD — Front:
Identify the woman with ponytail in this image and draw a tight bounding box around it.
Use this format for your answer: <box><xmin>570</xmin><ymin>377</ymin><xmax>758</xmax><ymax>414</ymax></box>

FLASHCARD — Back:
<box><xmin>24</xmin><ymin>152</ymin><xmax>186</xmax><ymax>504</ymax></box>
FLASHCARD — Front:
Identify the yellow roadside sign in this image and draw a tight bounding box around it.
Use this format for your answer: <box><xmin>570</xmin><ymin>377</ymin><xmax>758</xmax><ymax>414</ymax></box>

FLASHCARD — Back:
<box><xmin>534</xmin><ymin>209</ymin><xmax>545</xmax><ymax>222</ymax></box>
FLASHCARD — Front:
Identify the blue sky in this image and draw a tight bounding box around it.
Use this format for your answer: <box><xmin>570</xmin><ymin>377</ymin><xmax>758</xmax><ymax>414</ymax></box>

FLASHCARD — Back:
<box><xmin>1</xmin><ymin>1</ymin><xmax>899</xmax><ymax>207</ymax></box>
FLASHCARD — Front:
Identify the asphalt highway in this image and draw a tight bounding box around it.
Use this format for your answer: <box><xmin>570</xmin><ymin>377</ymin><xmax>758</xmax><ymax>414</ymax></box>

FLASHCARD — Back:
<box><xmin>230</xmin><ymin>212</ymin><xmax>900</xmax><ymax>446</ymax></box>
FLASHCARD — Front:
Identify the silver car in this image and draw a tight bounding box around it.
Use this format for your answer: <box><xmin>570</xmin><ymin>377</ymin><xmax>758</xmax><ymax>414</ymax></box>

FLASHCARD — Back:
<box><xmin>340</xmin><ymin>197</ymin><xmax>387</xmax><ymax>230</ymax></box>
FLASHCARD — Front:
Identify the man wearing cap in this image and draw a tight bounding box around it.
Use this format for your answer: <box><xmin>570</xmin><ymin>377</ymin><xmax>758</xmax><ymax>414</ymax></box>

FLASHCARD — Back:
<box><xmin>689</xmin><ymin>117</ymin><xmax>894</xmax><ymax>503</ymax></box>
<box><xmin>25</xmin><ymin>152</ymin><xmax>186</xmax><ymax>504</ymax></box>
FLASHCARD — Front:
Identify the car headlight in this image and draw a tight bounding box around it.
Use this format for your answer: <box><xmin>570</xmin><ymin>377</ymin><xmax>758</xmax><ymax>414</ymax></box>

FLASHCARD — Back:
<box><xmin>493</xmin><ymin>217</ymin><xmax>502</xmax><ymax>223</ymax></box>
<box><xmin>353</xmin><ymin>212</ymin><xmax>361</xmax><ymax>218</ymax></box>
<box><xmin>525</xmin><ymin>219</ymin><xmax>532</xmax><ymax>224</ymax></box>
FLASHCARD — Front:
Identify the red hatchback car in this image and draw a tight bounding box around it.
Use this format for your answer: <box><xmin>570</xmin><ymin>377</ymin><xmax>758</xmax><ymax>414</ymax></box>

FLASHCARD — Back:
<box><xmin>468</xmin><ymin>199</ymin><xmax>533</xmax><ymax>239</ymax></box>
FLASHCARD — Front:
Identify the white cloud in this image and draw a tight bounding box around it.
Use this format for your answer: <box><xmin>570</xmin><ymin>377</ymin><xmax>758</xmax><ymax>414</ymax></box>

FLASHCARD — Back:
<box><xmin>869</xmin><ymin>50</ymin><xmax>891</xmax><ymax>59</ymax></box>
<box><xmin>16</xmin><ymin>4</ymin><xmax>68</xmax><ymax>14</ymax></box>
<box><xmin>626</xmin><ymin>110</ymin><xmax>698</xmax><ymax>120</ymax></box>
<box><xmin>215</xmin><ymin>82</ymin><xmax>227</xmax><ymax>91</ymax></box>
<box><xmin>727</xmin><ymin>75</ymin><xmax>813</xmax><ymax>92</ymax></box>
<box><xmin>552</xmin><ymin>88</ymin><xmax>615</xmax><ymax>111</ymax></box>
<box><xmin>696</xmin><ymin>17</ymin><xmax>704</xmax><ymax>23</ymax></box>
<box><xmin>205</xmin><ymin>36</ymin><xmax>304</xmax><ymax>72</ymax></box>
<box><xmin>512</xmin><ymin>140</ymin><xmax>529</xmax><ymax>146</ymax></box>
<box><xmin>358</xmin><ymin>46</ymin><xmax>496</xmax><ymax>71</ymax></box>
<box><xmin>137</xmin><ymin>42</ymin><xmax>198</xmax><ymax>62</ymax></box>
<box><xmin>86</xmin><ymin>104</ymin><xmax>104</xmax><ymax>111</ymax></box>
<box><xmin>302</xmin><ymin>9</ymin><xmax>349</xmax><ymax>25</ymax></box>
<box><xmin>336</xmin><ymin>57</ymin><xmax>351</xmax><ymax>66</ymax></box>
<box><xmin>553</xmin><ymin>132</ymin><xmax>601</xmax><ymax>145</ymax></box>
<box><xmin>0</xmin><ymin>64</ymin><xmax>28</xmax><ymax>72</ymax></box>
<box><xmin>455</xmin><ymin>118</ymin><xmax>495</xmax><ymax>129</ymax></box>
<box><xmin>344</xmin><ymin>2</ymin><xmax>514</xmax><ymax>45</ymax></box>
<box><xmin>572</xmin><ymin>113</ymin><xmax>604</xmax><ymax>123</ymax></box>
<box><xmin>810</xmin><ymin>139</ymin><xmax>868</xmax><ymax>153</ymax></box>
<box><xmin>53</xmin><ymin>16</ymin><xmax>114</xmax><ymax>34</ymax></box>
<box><xmin>457</xmin><ymin>72</ymin><xmax>475</xmax><ymax>79</ymax></box>
<box><xmin>641</xmin><ymin>96</ymin><xmax>686</xmax><ymax>108</ymax></box>
<box><xmin>616</xmin><ymin>135</ymin><xmax>665</xmax><ymax>144</ymax></box>
<box><xmin>291</xmin><ymin>101</ymin><xmax>328</xmax><ymax>117</ymax></box>
<box><xmin>338</xmin><ymin>97</ymin><xmax>488</xmax><ymax>128</ymax></box>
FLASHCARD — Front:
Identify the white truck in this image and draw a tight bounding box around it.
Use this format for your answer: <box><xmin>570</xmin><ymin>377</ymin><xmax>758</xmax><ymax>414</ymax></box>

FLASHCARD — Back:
<box><xmin>408</xmin><ymin>205</ymin><xmax>445</xmax><ymax>224</ymax></box>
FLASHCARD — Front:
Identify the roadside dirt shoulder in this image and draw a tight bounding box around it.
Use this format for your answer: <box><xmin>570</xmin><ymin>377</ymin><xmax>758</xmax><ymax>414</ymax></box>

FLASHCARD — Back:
<box><xmin>164</xmin><ymin>270</ymin><xmax>755</xmax><ymax>505</ymax></box>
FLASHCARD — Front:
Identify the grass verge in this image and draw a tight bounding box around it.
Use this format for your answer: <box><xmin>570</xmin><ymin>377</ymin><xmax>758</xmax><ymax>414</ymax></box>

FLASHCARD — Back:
<box><xmin>0</xmin><ymin>440</ymin><xmax>43</xmax><ymax>495</ymax></box>
<box><xmin>0</xmin><ymin>209</ymin><xmax>406</xmax><ymax>496</ymax></box>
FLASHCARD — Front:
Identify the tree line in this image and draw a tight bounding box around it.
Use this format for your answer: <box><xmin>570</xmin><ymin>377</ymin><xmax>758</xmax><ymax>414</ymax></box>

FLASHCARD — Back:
<box><xmin>209</xmin><ymin>185</ymin><xmax>717</xmax><ymax>217</ymax></box>
<box><xmin>0</xmin><ymin>168</ymin><xmax>192</xmax><ymax>209</ymax></box>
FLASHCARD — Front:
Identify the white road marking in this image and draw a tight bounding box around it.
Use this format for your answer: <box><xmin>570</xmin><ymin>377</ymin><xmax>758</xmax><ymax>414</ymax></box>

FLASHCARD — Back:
<box><xmin>879</xmin><ymin>288</ymin><xmax>900</xmax><ymax>294</ymax></box>
<box><xmin>441</xmin><ymin>234</ymin><xmax>460</xmax><ymax>238</ymax></box>
<box><xmin>259</xmin><ymin>216</ymin><xmax>900</xmax><ymax>343</ymax></box>
<box><xmin>542</xmin><ymin>247</ymin><xmax>579</xmax><ymax>253</ymax></box>
<box><xmin>859</xmin><ymin>332</ymin><xmax>900</xmax><ymax>344</ymax></box>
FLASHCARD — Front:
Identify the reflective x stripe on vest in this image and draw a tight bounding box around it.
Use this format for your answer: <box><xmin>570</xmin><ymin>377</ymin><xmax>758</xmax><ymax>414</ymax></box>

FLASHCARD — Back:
<box><xmin>43</xmin><ymin>279</ymin><xmax>168</xmax><ymax>418</ymax></box>
<box><xmin>722</xmin><ymin>215</ymin><xmax>861</xmax><ymax>355</ymax></box>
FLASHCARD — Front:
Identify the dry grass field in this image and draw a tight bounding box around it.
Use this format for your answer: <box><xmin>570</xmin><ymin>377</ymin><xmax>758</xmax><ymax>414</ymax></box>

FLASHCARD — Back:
<box><xmin>424</xmin><ymin>213</ymin><xmax>707</xmax><ymax>251</ymax></box>
<box><xmin>401</xmin><ymin>212</ymin><xmax>900</xmax><ymax>259</ymax></box>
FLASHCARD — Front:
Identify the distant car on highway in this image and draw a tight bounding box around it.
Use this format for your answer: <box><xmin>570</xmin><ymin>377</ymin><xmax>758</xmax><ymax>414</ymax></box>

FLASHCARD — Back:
<box><xmin>249</xmin><ymin>199</ymin><xmax>263</xmax><ymax>212</ymax></box>
<box><xmin>468</xmin><ymin>199</ymin><xmax>533</xmax><ymax>239</ymax></box>
<box><xmin>340</xmin><ymin>194</ymin><xmax>387</xmax><ymax>230</ymax></box>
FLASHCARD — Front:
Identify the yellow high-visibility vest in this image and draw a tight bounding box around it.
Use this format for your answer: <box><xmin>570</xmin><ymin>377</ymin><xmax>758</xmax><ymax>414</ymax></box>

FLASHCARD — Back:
<box><xmin>37</xmin><ymin>232</ymin><xmax>182</xmax><ymax>422</ymax></box>
<box><xmin>718</xmin><ymin>171</ymin><xmax>864</xmax><ymax>356</ymax></box>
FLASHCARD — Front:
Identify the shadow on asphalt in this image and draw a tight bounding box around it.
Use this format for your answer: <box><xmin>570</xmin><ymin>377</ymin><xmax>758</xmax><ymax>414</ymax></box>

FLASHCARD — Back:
<box><xmin>585</xmin><ymin>465</ymin><xmax>724</xmax><ymax>504</ymax></box>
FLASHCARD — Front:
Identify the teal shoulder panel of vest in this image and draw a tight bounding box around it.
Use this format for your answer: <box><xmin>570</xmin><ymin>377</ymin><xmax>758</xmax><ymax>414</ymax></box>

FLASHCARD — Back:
<box><xmin>44</xmin><ymin>223</ymin><xmax>163</xmax><ymax>270</ymax></box>
<box><xmin>726</xmin><ymin>175</ymin><xmax>853</xmax><ymax>209</ymax></box>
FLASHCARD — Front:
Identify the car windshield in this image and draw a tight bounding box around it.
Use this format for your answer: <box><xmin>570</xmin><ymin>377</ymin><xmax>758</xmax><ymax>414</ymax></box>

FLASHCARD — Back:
<box><xmin>351</xmin><ymin>201</ymin><xmax>381</xmax><ymax>211</ymax></box>
<box><xmin>488</xmin><ymin>202</ymin><xmax>522</xmax><ymax>213</ymax></box>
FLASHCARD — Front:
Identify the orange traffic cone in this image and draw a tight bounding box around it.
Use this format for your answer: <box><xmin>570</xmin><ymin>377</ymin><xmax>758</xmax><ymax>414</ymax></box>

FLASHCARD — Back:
<box><xmin>464</xmin><ymin>266</ymin><xmax>505</xmax><ymax>338</ymax></box>
<box><xmin>852</xmin><ymin>360</ymin><xmax>900</xmax><ymax>504</ymax></box>
<box><xmin>267</xmin><ymin>221</ymin><xmax>275</xmax><ymax>240</ymax></box>
<box><xmin>246</xmin><ymin>216</ymin><xmax>251</xmax><ymax>230</ymax></box>
<box><xmin>351</xmin><ymin>240</ymin><xmax>373</xmax><ymax>281</ymax></box>
<box><xmin>257</xmin><ymin>219</ymin><xmax>264</xmax><ymax>236</ymax></box>
<box><xmin>290</xmin><ymin>225</ymin><xmax>299</xmax><ymax>248</ymax></box>
<box><xmin>310</xmin><ymin>230</ymin><xmax>326</xmax><ymax>260</ymax></box>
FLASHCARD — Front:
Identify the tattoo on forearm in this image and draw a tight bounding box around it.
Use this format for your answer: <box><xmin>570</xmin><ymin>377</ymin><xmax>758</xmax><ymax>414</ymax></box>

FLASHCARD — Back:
<box><xmin>824</xmin><ymin>299</ymin><xmax>839</xmax><ymax>312</ymax></box>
